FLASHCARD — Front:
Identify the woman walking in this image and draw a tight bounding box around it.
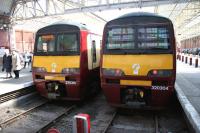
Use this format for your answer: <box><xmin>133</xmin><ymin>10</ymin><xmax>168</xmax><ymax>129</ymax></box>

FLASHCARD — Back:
<box><xmin>2</xmin><ymin>49</ymin><xmax>12</xmax><ymax>79</ymax></box>
<box><xmin>12</xmin><ymin>50</ymin><xmax>22</xmax><ymax>79</ymax></box>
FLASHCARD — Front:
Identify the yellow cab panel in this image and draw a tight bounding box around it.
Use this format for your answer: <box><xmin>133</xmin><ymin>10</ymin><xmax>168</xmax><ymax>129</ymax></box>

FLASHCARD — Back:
<box><xmin>102</xmin><ymin>54</ymin><xmax>173</xmax><ymax>76</ymax></box>
<box><xmin>33</xmin><ymin>56</ymin><xmax>80</xmax><ymax>72</ymax></box>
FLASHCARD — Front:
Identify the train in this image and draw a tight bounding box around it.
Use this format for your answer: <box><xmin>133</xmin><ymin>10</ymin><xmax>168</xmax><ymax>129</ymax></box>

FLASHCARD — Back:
<box><xmin>32</xmin><ymin>22</ymin><xmax>101</xmax><ymax>100</ymax></box>
<box><xmin>100</xmin><ymin>12</ymin><xmax>176</xmax><ymax>109</ymax></box>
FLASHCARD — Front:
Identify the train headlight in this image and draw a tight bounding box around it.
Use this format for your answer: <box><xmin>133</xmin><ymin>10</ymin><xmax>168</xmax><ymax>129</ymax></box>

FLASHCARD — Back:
<box><xmin>33</xmin><ymin>67</ymin><xmax>47</xmax><ymax>73</ymax></box>
<box><xmin>148</xmin><ymin>70</ymin><xmax>173</xmax><ymax>77</ymax></box>
<box><xmin>62</xmin><ymin>68</ymin><xmax>80</xmax><ymax>74</ymax></box>
<box><xmin>102</xmin><ymin>68</ymin><xmax>124</xmax><ymax>76</ymax></box>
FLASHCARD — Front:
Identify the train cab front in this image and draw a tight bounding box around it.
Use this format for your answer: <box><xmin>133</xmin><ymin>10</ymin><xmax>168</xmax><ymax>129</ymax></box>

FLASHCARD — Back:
<box><xmin>32</xmin><ymin>25</ymin><xmax>83</xmax><ymax>101</ymax></box>
<box><xmin>32</xmin><ymin>65</ymin><xmax>81</xmax><ymax>101</ymax></box>
<box><xmin>101</xmin><ymin>17</ymin><xmax>176</xmax><ymax>109</ymax></box>
<box><xmin>101</xmin><ymin>63</ymin><xmax>176</xmax><ymax>109</ymax></box>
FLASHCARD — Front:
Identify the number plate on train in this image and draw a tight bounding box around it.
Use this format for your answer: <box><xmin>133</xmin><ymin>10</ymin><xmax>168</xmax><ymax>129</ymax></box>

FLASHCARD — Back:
<box><xmin>45</xmin><ymin>76</ymin><xmax>65</xmax><ymax>81</ymax></box>
<box><xmin>151</xmin><ymin>86</ymin><xmax>168</xmax><ymax>90</ymax></box>
<box><xmin>65</xmin><ymin>81</ymin><xmax>76</xmax><ymax>85</ymax></box>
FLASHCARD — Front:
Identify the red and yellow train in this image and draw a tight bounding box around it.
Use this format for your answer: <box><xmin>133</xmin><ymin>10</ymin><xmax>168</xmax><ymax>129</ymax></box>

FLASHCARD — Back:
<box><xmin>100</xmin><ymin>12</ymin><xmax>176</xmax><ymax>108</ymax></box>
<box><xmin>32</xmin><ymin>22</ymin><xmax>101</xmax><ymax>100</ymax></box>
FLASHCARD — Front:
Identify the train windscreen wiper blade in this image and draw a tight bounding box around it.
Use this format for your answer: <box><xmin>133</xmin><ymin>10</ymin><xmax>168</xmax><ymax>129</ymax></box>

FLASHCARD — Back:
<box><xmin>108</xmin><ymin>48</ymin><xmax>131</xmax><ymax>54</ymax></box>
<box><xmin>147</xmin><ymin>47</ymin><xmax>168</xmax><ymax>50</ymax></box>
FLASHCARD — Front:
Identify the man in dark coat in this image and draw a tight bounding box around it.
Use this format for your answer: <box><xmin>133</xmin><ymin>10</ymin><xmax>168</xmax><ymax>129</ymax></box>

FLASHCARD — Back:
<box><xmin>2</xmin><ymin>49</ymin><xmax>12</xmax><ymax>78</ymax></box>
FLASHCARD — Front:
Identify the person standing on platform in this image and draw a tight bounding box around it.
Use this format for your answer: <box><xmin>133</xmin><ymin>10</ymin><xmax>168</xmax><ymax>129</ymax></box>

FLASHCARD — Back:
<box><xmin>24</xmin><ymin>51</ymin><xmax>29</xmax><ymax>68</ymax></box>
<box><xmin>29</xmin><ymin>52</ymin><xmax>33</xmax><ymax>72</ymax></box>
<box><xmin>2</xmin><ymin>49</ymin><xmax>12</xmax><ymax>79</ymax></box>
<box><xmin>12</xmin><ymin>50</ymin><xmax>22</xmax><ymax>79</ymax></box>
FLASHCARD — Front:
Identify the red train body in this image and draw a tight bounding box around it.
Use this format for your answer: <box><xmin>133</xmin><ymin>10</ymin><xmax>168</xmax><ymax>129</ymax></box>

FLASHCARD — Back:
<box><xmin>32</xmin><ymin>22</ymin><xmax>101</xmax><ymax>100</ymax></box>
<box><xmin>100</xmin><ymin>12</ymin><xmax>176</xmax><ymax>109</ymax></box>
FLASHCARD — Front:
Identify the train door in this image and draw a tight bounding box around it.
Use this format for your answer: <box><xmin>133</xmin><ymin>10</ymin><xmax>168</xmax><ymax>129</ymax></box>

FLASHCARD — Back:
<box><xmin>91</xmin><ymin>40</ymin><xmax>97</xmax><ymax>68</ymax></box>
<box><xmin>87</xmin><ymin>34</ymin><xmax>101</xmax><ymax>70</ymax></box>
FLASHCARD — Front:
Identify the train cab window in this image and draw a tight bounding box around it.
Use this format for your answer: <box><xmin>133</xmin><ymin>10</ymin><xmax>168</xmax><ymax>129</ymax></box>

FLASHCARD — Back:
<box><xmin>107</xmin><ymin>27</ymin><xmax>135</xmax><ymax>50</ymax></box>
<box><xmin>36</xmin><ymin>35</ymin><xmax>55</xmax><ymax>52</ymax></box>
<box><xmin>137</xmin><ymin>27</ymin><xmax>170</xmax><ymax>50</ymax></box>
<box><xmin>92</xmin><ymin>40</ymin><xmax>97</xmax><ymax>62</ymax></box>
<box><xmin>105</xmin><ymin>26</ymin><xmax>171</xmax><ymax>54</ymax></box>
<box><xmin>57</xmin><ymin>34</ymin><xmax>78</xmax><ymax>52</ymax></box>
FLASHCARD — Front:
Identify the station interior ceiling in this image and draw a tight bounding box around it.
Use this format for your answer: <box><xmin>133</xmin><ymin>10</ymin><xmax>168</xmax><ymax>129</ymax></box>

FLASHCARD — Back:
<box><xmin>0</xmin><ymin>0</ymin><xmax>200</xmax><ymax>43</ymax></box>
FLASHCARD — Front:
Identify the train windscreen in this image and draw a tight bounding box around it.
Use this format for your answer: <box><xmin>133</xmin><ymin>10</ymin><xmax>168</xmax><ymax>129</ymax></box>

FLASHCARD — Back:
<box><xmin>36</xmin><ymin>33</ymin><xmax>79</xmax><ymax>54</ymax></box>
<box><xmin>105</xmin><ymin>26</ymin><xmax>172</xmax><ymax>54</ymax></box>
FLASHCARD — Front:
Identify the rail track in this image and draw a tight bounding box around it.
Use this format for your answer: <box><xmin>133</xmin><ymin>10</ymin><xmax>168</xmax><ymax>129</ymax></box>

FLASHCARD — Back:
<box><xmin>36</xmin><ymin>105</ymin><xmax>75</xmax><ymax>133</ymax></box>
<box><xmin>101</xmin><ymin>108</ymin><xmax>188</xmax><ymax>133</ymax></box>
<box><xmin>0</xmin><ymin>91</ymin><xmax>189</xmax><ymax>133</ymax></box>
<box><xmin>0</xmin><ymin>86</ymin><xmax>35</xmax><ymax>104</ymax></box>
<box><xmin>154</xmin><ymin>114</ymin><xmax>159</xmax><ymax>133</ymax></box>
<box><xmin>102</xmin><ymin>112</ymin><xmax>117</xmax><ymax>133</ymax></box>
<box><xmin>35</xmin><ymin>93</ymin><xmax>188</xmax><ymax>133</ymax></box>
<box><xmin>0</xmin><ymin>99</ymin><xmax>76</xmax><ymax>133</ymax></box>
<box><xmin>103</xmin><ymin>111</ymin><xmax>159</xmax><ymax>133</ymax></box>
<box><xmin>0</xmin><ymin>101</ymin><xmax>48</xmax><ymax>129</ymax></box>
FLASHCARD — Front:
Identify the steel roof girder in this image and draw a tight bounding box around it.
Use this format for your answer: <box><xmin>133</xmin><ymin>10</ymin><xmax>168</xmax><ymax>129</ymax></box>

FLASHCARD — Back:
<box><xmin>63</xmin><ymin>0</ymin><xmax>190</xmax><ymax>13</ymax></box>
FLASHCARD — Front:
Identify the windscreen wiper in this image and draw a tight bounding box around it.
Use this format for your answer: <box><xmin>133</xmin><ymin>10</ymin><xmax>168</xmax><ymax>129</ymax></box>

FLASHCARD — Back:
<box><xmin>148</xmin><ymin>47</ymin><xmax>168</xmax><ymax>50</ymax></box>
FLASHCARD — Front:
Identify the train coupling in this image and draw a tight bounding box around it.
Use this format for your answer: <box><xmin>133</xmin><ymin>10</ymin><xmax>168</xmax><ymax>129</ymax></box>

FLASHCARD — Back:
<box><xmin>123</xmin><ymin>87</ymin><xmax>146</xmax><ymax>105</ymax></box>
<box><xmin>46</xmin><ymin>82</ymin><xmax>66</xmax><ymax>99</ymax></box>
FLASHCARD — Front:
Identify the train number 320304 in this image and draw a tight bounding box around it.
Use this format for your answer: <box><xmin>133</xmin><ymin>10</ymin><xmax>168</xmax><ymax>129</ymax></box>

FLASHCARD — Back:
<box><xmin>151</xmin><ymin>86</ymin><xmax>168</xmax><ymax>91</ymax></box>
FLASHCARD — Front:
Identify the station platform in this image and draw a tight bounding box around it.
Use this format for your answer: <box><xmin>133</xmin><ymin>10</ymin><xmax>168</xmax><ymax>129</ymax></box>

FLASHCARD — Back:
<box><xmin>176</xmin><ymin>60</ymin><xmax>200</xmax><ymax>133</ymax></box>
<box><xmin>0</xmin><ymin>67</ymin><xmax>33</xmax><ymax>96</ymax></box>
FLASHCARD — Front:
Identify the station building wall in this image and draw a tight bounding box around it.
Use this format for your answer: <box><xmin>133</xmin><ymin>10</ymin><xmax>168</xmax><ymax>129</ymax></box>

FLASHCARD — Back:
<box><xmin>0</xmin><ymin>30</ymin><xmax>9</xmax><ymax>48</ymax></box>
<box><xmin>0</xmin><ymin>29</ymin><xmax>35</xmax><ymax>53</ymax></box>
<box><xmin>15</xmin><ymin>30</ymin><xmax>35</xmax><ymax>53</ymax></box>
<box><xmin>181</xmin><ymin>36</ymin><xmax>200</xmax><ymax>49</ymax></box>
<box><xmin>0</xmin><ymin>29</ymin><xmax>35</xmax><ymax>66</ymax></box>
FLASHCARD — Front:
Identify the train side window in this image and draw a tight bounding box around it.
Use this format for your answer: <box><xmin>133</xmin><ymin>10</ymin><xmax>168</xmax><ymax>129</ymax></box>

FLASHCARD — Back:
<box><xmin>92</xmin><ymin>40</ymin><xmax>96</xmax><ymax>63</ymax></box>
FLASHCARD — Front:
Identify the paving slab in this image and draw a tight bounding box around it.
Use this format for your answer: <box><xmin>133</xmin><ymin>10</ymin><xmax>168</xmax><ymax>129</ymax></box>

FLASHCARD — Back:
<box><xmin>0</xmin><ymin>67</ymin><xmax>33</xmax><ymax>95</ymax></box>
<box><xmin>176</xmin><ymin>60</ymin><xmax>200</xmax><ymax>133</ymax></box>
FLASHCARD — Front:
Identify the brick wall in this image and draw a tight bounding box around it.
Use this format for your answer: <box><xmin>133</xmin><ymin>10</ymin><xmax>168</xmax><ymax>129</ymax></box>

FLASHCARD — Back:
<box><xmin>15</xmin><ymin>30</ymin><xmax>35</xmax><ymax>53</ymax></box>
<box><xmin>181</xmin><ymin>36</ymin><xmax>200</xmax><ymax>49</ymax></box>
<box><xmin>0</xmin><ymin>30</ymin><xmax>9</xmax><ymax>48</ymax></box>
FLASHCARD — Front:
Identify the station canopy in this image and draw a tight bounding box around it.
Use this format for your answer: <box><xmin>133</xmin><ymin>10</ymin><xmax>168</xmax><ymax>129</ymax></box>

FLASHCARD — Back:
<box><xmin>0</xmin><ymin>0</ymin><xmax>200</xmax><ymax>41</ymax></box>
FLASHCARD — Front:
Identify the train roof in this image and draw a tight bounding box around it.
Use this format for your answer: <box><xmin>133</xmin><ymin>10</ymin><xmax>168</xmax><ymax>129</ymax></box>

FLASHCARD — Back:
<box><xmin>37</xmin><ymin>21</ymin><xmax>88</xmax><ymax>33</ymax></box>
<box><xmin>117</xmin><ymin>12</ymin><xmax>169</xmax><ymax>20</ymax></box>
<box><xmin>50</xmin><ymin>21</ymin><xmax>88</xmax><ymax>30</ymax></box>
<box><xmin>105</xmin><ymin>12</ymin><xmax>173</xmax><ymax>27</ymax></box>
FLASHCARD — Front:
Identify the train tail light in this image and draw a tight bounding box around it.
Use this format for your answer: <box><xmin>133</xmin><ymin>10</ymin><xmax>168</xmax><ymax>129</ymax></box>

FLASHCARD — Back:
<box><xmin>33</xmin><ymin>67</ymin><xmax>47</xmax><ymax>73</ymax></box>
<box><xmin>102</xmin><ymin>68</ymin><xmax>124</xmax><ymax>76</ymax></box>
<box><xmin>62</xmin><ymin>68</ymin><xmax>80</xmax><ymax>75</ymax></box>
<box><xmin>148</xmin><ymin>70</ymin><xmax>173</xmax><ymax>77</ymax></box>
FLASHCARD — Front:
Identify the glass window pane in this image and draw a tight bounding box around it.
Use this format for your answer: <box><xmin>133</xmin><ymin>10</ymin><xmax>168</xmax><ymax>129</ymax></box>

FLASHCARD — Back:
<box><xmin>137</xmin><ymin>27</ymin><xmax>170</xmax><ymax>49</ymax></box>
<box><xmin>106</xmin><ymin>26</ymin><xmax>171</xmax><ymax>51</ymax></box>
<box><xmin>36</xmin><ymin>35</ymin><xmax>55</xmax><ymax>52</ymax></box>
<box><xmin>57</xmin><ymin>34</ymin><xmax>78</xmax><ymax>52</ymax></box>
<box><xmin>107</xmin><ymin>27</ymin><xmax>135</xmax><ymax>49</ymax></box>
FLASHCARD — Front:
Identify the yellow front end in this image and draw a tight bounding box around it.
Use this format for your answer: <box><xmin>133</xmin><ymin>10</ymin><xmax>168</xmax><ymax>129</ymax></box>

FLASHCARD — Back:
<box><xmin>103</xmin><ymin>54</ymin><xmax>173</xmax><ymax>77</ymax></box>
<box><xmin>32</xmin><ymin>56</ymin><xmax>81</xmax><ymax>100</ymax></box>
<box><xmin>101</xmin><ymin>54</ymin><xmax>174</xmax><ymax>108</ymax></box>
<box><xmin>33</xmin><ymin>56</ymin><xmax>80</xmax><ymax>73</ymax></box>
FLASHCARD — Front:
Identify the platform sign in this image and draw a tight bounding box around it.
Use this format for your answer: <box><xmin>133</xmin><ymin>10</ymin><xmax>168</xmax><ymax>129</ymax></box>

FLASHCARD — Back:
<box><xmin>73</xmin><ymin>114</ymin><xmax>90</xmax><ymax>133</ymax></box>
